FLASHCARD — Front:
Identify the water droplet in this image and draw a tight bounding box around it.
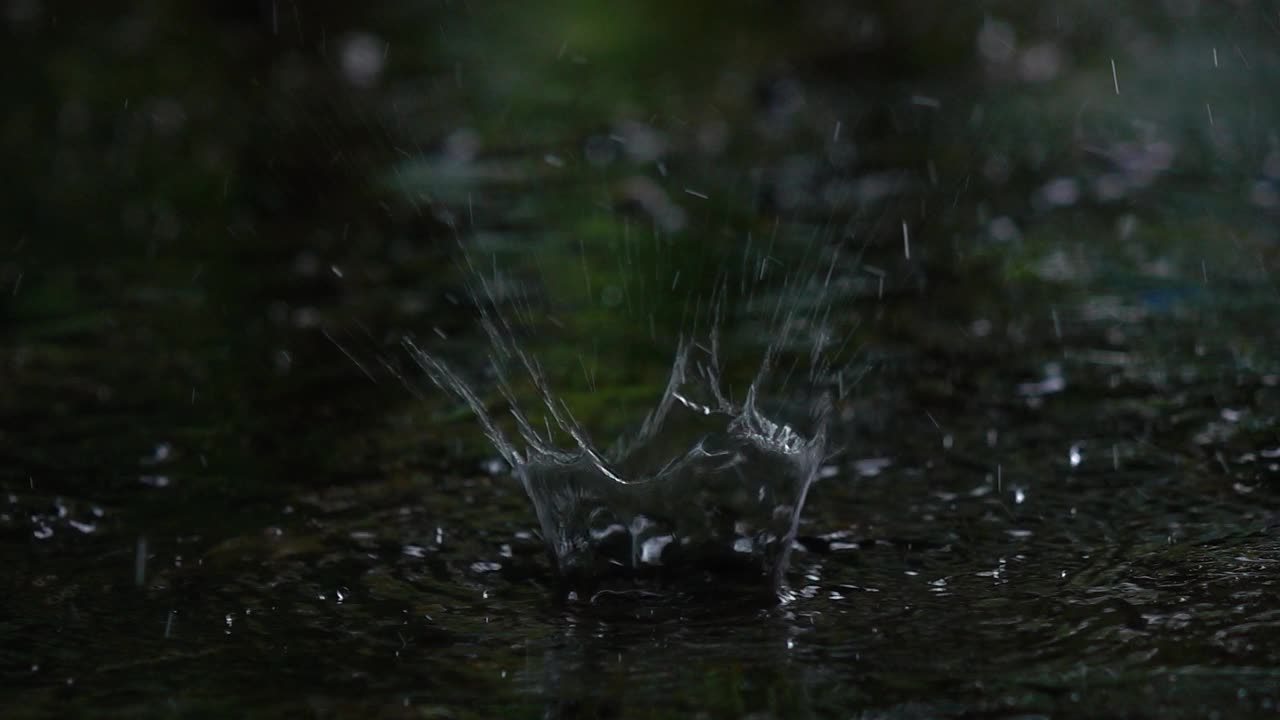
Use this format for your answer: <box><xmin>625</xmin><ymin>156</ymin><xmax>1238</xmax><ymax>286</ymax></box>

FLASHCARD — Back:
<box><xmin>853</xmin><ymin>457</ymin><xmax>892</xmax><ymax>477</ymax></box>
<box><xmin>69</xmin><ymin>520</ymin><xmax>95</xmax><ymax>534</ymax></box>
<box><xmin>1069</xmin><ymin>444</ymin><xmax>1083</xmax><ymax>467</ymax></box>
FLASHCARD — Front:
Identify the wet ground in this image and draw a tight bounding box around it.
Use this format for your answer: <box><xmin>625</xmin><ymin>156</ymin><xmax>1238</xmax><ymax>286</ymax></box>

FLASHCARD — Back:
<box><xmin>4</xmin><ymin>2</ymin><xmax>1279</xmax><ymax>718</ymax></box>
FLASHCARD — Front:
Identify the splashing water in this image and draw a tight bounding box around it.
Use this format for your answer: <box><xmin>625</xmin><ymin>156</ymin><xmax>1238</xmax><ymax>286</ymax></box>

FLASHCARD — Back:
<box><xmin>407</xmin><ymin>257</ymin><xmax>845</xmax><ymax>599</ymax></box>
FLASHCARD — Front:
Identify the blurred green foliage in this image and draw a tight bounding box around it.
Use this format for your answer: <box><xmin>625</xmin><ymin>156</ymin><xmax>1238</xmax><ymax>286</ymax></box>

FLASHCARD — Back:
<box><xmin>1</xmin><ymin>4</ymin><xmax>1278</xmax><ymax>714</ymax></box>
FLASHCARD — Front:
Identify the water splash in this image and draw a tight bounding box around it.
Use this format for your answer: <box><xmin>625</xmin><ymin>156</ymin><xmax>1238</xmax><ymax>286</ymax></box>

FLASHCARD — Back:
<box><xmin>407</xmin><ymin>256</ymin><xmax>844</xmax><ymax>598</ymax></box>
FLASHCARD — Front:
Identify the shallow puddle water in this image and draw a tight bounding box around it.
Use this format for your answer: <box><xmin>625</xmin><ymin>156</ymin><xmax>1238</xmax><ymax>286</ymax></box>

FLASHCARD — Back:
<box><xmin>4</xmin><ymin>3</ymin><xmax>1279</xmax><ymax>718</ymax></box>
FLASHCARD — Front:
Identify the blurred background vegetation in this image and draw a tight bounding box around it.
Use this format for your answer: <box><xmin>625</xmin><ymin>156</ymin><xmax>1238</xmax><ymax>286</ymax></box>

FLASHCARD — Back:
<box><xmin>4</xmin><ymin>0</ymin><xmax>1276</xmax><ymax>461</ymax></box>
<box><xmin>3</xmin><ymin>2</ymin><xmax>1279</xmax><ymax>717</ymax></box>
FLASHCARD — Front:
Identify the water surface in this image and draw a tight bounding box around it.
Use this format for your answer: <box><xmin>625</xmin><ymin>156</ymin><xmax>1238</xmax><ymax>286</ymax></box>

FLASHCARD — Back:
<box><xmin>3</xmin><ymin>2</ymin><xmax>1279</xmax><ymax>717</ymax></box>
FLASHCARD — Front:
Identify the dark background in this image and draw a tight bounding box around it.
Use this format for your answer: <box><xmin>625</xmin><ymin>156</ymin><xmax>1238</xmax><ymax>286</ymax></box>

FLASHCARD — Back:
<box><xmin>3</xmin><ymin>2</ymin><xmax>1279</xmax><ymax>717</ymax></box>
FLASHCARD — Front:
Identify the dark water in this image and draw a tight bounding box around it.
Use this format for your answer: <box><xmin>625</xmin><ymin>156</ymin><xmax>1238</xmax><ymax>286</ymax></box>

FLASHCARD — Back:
<box><xmin>4</xmin><ymin>3</ymin><xmax>1279</xmax><ymax>718</ymax></box>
